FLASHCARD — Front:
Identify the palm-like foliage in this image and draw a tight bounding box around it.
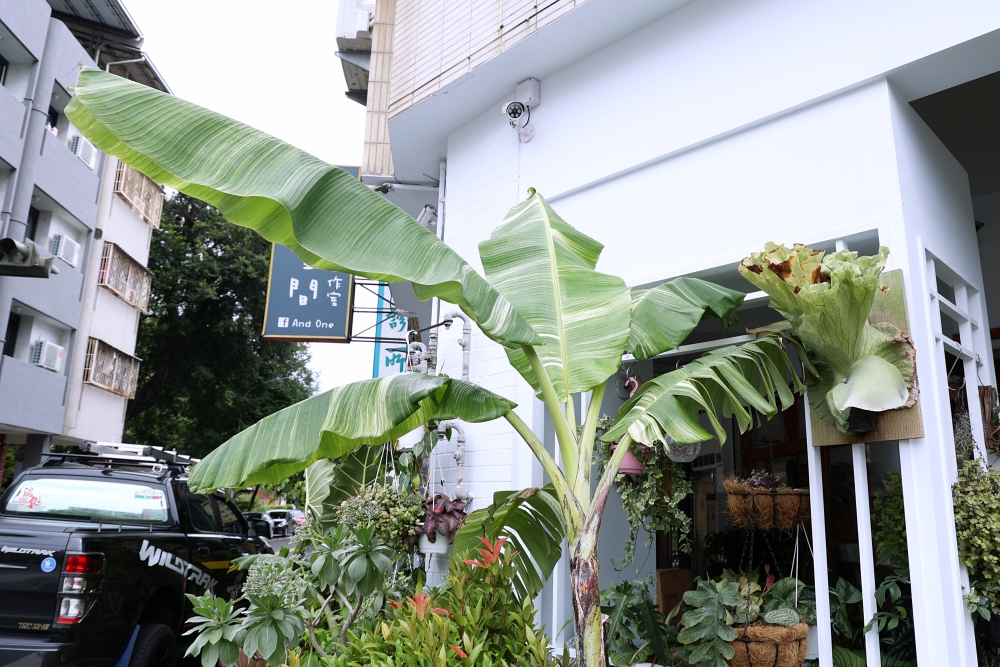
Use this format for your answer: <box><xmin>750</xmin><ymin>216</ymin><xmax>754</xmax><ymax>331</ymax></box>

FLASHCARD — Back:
<box><xmin>68</xmin><ymin>68</ymin><xmax>803</xmax><ymax>667</ymax></box>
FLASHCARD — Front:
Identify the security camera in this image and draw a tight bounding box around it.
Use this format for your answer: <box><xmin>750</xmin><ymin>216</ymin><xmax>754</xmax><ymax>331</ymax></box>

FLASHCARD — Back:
<box><xmin>501</xmin><ymin>100</ymin><xmax>525</xmax><ymax>120</ymax></box>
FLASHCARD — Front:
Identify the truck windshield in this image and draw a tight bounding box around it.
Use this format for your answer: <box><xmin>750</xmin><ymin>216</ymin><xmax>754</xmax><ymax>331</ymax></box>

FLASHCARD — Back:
<box><xmin>3</xmin><ymin>478</ymin><xmax>169</xmax><ymax>523</ymax></box>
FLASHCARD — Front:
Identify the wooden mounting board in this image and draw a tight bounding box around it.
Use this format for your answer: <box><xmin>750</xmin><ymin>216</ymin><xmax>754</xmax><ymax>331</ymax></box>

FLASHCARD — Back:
<box><xmin>810</xmin><ymin>269</ymin><xmax>925</xmax><ymax>446</ymax></box>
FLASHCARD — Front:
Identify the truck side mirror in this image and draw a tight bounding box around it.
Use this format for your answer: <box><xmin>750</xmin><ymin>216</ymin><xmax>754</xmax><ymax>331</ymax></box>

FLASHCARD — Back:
<box><xmin>249</xmin><ymin>519</ymin><xmax>271</xmax><ymax>539</ymax></box>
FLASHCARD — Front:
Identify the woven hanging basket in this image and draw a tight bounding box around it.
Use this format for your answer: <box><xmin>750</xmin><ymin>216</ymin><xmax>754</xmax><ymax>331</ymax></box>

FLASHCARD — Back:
<box><xmin>729</xmin><ymin>622</ymin><xmax>809</xmax><ymax>667</ymax></box>
<box><xmin>724</xmin><ymin>478</ymin><xmax>810</xmax><ymax>530</ymax></box>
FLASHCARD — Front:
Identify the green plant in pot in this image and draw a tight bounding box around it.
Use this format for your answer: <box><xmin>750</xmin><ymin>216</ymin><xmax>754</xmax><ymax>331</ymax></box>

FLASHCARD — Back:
<box><xmin>739</xmin><ymin>243</ymin><xmax>917</xmax><ymax>435</ymax></box>
<box><xmin>678</xmin><ymin>571</ymin><xmax>815</xmax><ymax>667</ymax></box>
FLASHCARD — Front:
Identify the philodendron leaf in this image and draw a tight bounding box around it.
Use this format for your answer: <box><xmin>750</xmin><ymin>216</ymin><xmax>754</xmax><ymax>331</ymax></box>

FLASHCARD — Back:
<box><xmin>739</xmin><ymin>243</ymin><xmax>917</xmax><ymax>433</ymax></box>
<box><xmin>762</xmin><ymin>608</ymin><xmax>800</xmax><ymax>626</ymax></box>
<box><xmin>66</xmin><ymin>68</ymin><xmax>537</xmax><ymax>348</ymax></box>
<box><xmin>304</xmin><ymin>459</ymin><xmax>336</xmax><ymax>523</ymax></box>
<box><xmin>188</xmin><ymin>374</ymin><xmax>514</xmax><ymax>491</ymax></box>
<box><xmin>627</xmin><ymin>277</ymin><xmax>745</xmax><ymax>361</ymax></box>
<box><xmin>479</xmin><ymin>190</ymin><xmax>632</xmax><ymax>401</ymax></box>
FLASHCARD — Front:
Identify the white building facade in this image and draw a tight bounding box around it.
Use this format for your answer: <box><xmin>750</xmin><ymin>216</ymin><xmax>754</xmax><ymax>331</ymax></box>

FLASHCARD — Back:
<box><xmin>342</xmin><ymin>2</ymin><xmax>1000</xmax><ymax>664</ymax></box>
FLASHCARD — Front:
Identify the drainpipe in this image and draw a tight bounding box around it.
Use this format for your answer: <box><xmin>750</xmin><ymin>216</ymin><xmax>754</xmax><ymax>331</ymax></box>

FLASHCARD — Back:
<box><xmin>105</xmin><ymin>56</ymin><xmax>147</xmax><ymax>72</ymax></box>
<box><xmin>427</xmin><ymin>162</ymin><xmax>447</xmax><ymax>374</ymax></box>
<box><xmin>438</xmin><ymin>421</ymin><xmax>470</xmax><ymax>501</ymax></box>
<box><xmin>406</xmin><ymin>341</ymin><xmax>428</xmax><ymax>373</ymax></box>
<box><xmin>440</xmin><ymin>311</ymin><xmax>471</xmax><ymax>381</ymax></box>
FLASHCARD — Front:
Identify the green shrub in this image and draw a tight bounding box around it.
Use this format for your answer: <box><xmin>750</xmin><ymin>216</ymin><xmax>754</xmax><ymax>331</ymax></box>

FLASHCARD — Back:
<box><xmin>953</xmin><ymin>459</ymin><xmax>1000</xmax><ymax>580</ymax></box>
<box><xmin>328</xmin><ymin>537</ymin><xmax>564</xmax><ymax>667</ymax></box>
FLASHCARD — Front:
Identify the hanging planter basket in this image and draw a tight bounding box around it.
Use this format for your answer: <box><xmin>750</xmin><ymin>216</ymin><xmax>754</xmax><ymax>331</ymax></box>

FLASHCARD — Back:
<box><xmin>610</xmin><ymin>443</ymin><xmax>648</xmax><ymax>475</ymax></box>
<box><xmin>724</xmin><ymin>477</ymin><xmax>810</xmax><ymax>530</ymax></box>
<box><xmin>729</xmin><ymin>622</ymin><xmax>809</xmax><ymax>667</ymax></box>
<box><xmin>665</xmin><ymin>439</ymin><xmax>701</xmax><ymax>463</ymax></box>
<box><xmin>418</xmin><ymin>531</ymin><xmax>450</xmax><ymax>555</ymax></box>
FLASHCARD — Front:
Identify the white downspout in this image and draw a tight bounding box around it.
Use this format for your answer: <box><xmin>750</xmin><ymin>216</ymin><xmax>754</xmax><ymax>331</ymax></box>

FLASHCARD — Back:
<box><xmin>427</xmin><ymin>161</ymin><xmax>447</xmax><ymax>374</ymax></box>
<box><xmin>439</xmin><ymin>311</ymin><xmax>472</xmax><ymax>500</ymax></box>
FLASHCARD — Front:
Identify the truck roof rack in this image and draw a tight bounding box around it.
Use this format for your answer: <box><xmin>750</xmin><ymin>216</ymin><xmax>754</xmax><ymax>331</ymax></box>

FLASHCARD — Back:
<box><xmin>41</xmin><ymin>442</ymin><xmax>200</xmax><ymax>474</ymax></box>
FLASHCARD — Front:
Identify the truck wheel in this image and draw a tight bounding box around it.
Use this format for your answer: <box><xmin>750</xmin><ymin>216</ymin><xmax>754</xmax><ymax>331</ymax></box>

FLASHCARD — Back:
<box><xmin>129</xmin><ymin>623</ymin><xmax>177</xmax><ymax>667</ymax></box>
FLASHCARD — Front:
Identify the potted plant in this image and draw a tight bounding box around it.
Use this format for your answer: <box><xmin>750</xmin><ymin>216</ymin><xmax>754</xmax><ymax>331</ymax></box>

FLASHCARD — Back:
<box><xmin>418</xmin><ymin>492</ymin><xmax>468</xmax><ymax>554</ymax></box>
<box><xmin>724</xmin><ymin>470</ymin><xmax>809</xmax><ymax>531</ymax></box>
<box><xmin>679</xmin><ymin>572</ymin><xmax>816</xmax><ymax>667</ymax></box>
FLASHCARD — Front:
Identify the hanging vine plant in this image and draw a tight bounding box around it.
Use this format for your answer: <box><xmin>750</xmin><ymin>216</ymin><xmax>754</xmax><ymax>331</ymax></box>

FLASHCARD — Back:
<box><xmin>593</xmin><ymin>417</ymin><xmax>693</xmax><ymax>568</ymax></box>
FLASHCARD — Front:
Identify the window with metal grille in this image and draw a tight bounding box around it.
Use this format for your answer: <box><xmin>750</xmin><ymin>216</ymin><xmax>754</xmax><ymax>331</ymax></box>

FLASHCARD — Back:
<box><xmin>82</xmin><ymin>338</ymin><xmax>140</xmax><ymax>399</ymax></box>
<box><xmin>98</xmin><ymin>241</ymin><xmax>152</xmax><ymax>311</ymax></box>
<box><xmin>113</xmin><ymin>161</ymin><xmax>163</xmax><ymax>228</ymax></box>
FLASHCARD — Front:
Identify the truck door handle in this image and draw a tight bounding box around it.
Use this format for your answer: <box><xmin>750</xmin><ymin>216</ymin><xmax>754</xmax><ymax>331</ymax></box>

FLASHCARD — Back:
<box><xmin>196</xmin><ymin>543</ymin><xmax>210</xmax><ymax>556</ymax></box>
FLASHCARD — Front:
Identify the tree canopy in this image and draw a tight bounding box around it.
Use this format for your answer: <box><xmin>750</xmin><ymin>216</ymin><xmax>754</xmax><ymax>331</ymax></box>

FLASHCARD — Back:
<box><xmin>124</xmin><ymin>193</ymin><xmax>315</xmax><ymax>458</ymax></box>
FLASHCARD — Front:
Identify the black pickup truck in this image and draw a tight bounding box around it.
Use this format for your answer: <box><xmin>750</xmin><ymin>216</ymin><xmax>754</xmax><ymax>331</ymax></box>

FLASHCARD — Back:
<box><xmin>0</xmin><ymin>451</ymin><xmax>272</xmax><ymax>667</ymax></box>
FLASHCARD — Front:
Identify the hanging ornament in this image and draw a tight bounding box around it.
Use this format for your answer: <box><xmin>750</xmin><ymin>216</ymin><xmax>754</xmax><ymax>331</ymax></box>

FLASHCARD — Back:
<box><xmin>664</xmin><ymin>437</ymin><xmax>701</xmax><ymax>463</ymax></box>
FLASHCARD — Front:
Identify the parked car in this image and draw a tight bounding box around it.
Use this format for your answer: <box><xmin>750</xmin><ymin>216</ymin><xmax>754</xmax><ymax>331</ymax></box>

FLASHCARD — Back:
<box><xmin>263</xmin><ymin>509</ymin><xmax>291</xmax><ymax>537</ymax></box>
<box><xmin>243</xmin><ymin>512</ymin><xmax>277</xmax><ymax>539</ymax></box>
<box><xmin>0</xmin><ymin>447</ymin><xmax>272</xmax><ymax>667</ymax></box>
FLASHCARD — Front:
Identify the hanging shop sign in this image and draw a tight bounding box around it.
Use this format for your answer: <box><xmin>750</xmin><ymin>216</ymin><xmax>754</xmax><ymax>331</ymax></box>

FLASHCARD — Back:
<box><xmin>262</xmin><ymin>243</ymin><xmax>354</xmax><ymax>343</ymax></box>
<box><xmin>372</xmin><ymin>283</ymin><xmax>410</xmax><ymax>377</ymax></box>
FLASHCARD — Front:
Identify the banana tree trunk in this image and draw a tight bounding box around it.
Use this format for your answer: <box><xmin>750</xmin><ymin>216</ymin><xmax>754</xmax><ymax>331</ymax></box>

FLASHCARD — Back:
<box><xmin>570</xmin><ymin>545</ymin><xmax>605</xmax><ymax>667</ymax></box>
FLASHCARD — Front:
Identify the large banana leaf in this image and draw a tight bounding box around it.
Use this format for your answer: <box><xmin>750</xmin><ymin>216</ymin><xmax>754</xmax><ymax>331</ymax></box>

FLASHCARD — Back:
<box><xmin>479</xmin><ymin>191</ymin><xmax>632</xmax><ymax>401</ymax></box>
<box><xmin>187</xmin><ymin>374</ymin><xmax>514</xmax><ymax>491</ymax></box>
<box><xmin>627</xmin><ymin>277</ymin><xmax>746</xmax><ymax>361</ymax></box>
<box><xmin>450</xmin><ymin>486</ymin><xmax>566</xmax><ymax>599</ymax></box>
<box><xmin>65</xmin><ymin>68</ymin><xmax>536</xmax><ymax>347</ymax></box>
<box><xmin>604</xmin><ymin>335</ymin><xmax>801</xmax><ymax>447</ymax></box>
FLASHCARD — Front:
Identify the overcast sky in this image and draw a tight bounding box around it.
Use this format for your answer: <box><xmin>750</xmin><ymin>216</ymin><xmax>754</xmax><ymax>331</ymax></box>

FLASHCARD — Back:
<box><xmin>122</xmin><ymin>0</ymin><xmax>375</xmax><ymax>392</ymax></box>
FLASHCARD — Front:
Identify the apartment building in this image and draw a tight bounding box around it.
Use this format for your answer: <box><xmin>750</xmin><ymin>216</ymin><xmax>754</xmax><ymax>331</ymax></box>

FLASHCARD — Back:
<box><xmin>341</xmin><ymin>1</ymin><xmax>1000</xmax><ymax>664</ymax></box>
<box><xmin>0</xmin><ymin>0</ymin><xmax>166</xmax><ymax>469</ymax></box>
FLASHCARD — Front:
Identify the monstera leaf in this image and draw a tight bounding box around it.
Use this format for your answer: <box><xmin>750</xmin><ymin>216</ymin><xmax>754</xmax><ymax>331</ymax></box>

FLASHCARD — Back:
<box><xmin>451</xmin><ymin>487</ymin><xmax>566</xmax><ymax>599</ymax></box>
<box><xmin>66</xmin><ymin>68</ymin><xmax>536</xmax><ymax>348</ymax></box>
<box><xmin>739</xmin><ymin>243</ymin><xmax>916</xmax><ymax>433</ymax></box>
<box><xmin>188</xmin><ymin>374</ymin><xmax>515</xmax><ymax>491</ymax></box>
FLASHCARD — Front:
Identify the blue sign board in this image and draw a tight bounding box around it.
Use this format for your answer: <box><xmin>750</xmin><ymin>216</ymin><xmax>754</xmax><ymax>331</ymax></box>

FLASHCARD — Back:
<box><xmin>262</xmin><ymin>244</ymin><xmax>354</xmax><ymax>342</ymax></box>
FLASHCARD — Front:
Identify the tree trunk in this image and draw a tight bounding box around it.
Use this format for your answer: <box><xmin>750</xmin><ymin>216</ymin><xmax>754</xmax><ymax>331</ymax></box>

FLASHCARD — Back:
<box><xmin>570</xmin><ymin>548</ymin><xmax>605</xmax><ymax>667</ymax></box>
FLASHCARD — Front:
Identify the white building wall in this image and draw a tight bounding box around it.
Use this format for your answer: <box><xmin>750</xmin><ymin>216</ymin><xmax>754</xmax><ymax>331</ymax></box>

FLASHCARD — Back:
<box><xmin>433</xmin><ymin>103</ymin><xmax>541</xmax><ymax>510</ymax></box>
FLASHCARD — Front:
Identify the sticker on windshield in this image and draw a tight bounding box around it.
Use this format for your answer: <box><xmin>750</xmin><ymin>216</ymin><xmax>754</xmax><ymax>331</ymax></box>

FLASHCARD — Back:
<box><xmin>10</xmin><ymin>487</ymin><xmax>42</xmax><ymax>509</ymax></box>
<box><xmin>134</xmin><ymin>488</ymin><xmax>164</xmax><ymax>501</ymax></box>
<box><xmin>40</xmin><ymin>557</ymin><xmax>56</xmax><ymax>572</ymax></box>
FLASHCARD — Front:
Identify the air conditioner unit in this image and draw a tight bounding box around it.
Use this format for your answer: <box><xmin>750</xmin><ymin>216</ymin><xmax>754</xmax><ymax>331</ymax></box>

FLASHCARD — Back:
<box><xmin>49</xmin><ymin>234</ymin><xmax>81</xmax><ymax>267</ymax></box>
<box><xmin>31</xmin><ymin>340</ymin><xmax>65</xmax><ymax>373</ymax></box>
<box><xmin>69</xmin><ymin>135</ymin><xmax>97</xmax><ymax>170</ymax></box>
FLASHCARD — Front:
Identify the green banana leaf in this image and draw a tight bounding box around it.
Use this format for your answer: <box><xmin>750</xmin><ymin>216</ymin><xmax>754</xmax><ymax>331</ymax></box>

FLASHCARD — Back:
<box><xmin>627</xmin><ymin>277</ymin><xmax>746</xmax><ymax>361</ymax></box>
<box><xmin>65</xmin><ymin>68</ymin><xmax>537</xmax><ymax>348</ymax></box>
<box><xmin>603</xmin><ymin>335</ymin><xmax>801</xmax><ymax>447</ymax></box>
<box><xmin>450</xmin><ymin>486</ymin><xmax>566</xmax><ymax>599</ymax></box>
<box><xmin>187</xmin><ymin>374</ymin><xmax>514</xmax><ymax>491</ymax></box>
<box><xmin>479</xmin><ymin>191</ymin><xmax>632</xmax><ymax>401</ymax></box>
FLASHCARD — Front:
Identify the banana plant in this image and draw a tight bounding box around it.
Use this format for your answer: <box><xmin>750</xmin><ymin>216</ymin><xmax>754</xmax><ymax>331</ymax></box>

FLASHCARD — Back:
<box><xmin>67</xmin><ymin>68</ymin><xmax>803</xmax><ymax>667</ymax></box>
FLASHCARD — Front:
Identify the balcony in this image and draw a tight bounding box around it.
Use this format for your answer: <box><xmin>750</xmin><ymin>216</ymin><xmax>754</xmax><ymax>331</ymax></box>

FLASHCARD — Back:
<box><xmin>98</xmin><ymin>241</ymin><xmax>152</xmax><ymax>311</ymax></box>
<box><xmin>0</xmin><ymin>355</ymin><xmax>67</xmax><ymax>434</ymax></box>
<box><xmin>0</xmin><ymin>86</ymin><xmax>25</xmax><ymax>167</ymax></box>
<box><xmin>82</xmin><ymin>338</ymin><xmax>140</xmax><ymax>399</ymax></box>
<box><xmin>114</xmin><ymin>162</ymin><xmax>163</xmax><ymax>228</ymax></box>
